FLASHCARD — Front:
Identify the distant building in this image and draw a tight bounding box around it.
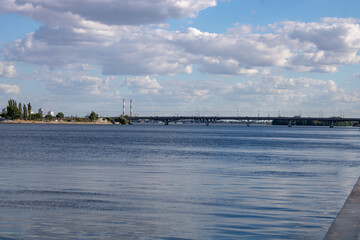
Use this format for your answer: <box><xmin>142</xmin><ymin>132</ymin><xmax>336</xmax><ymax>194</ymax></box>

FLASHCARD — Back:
<box><xmin>48</xmin><ymin>111</ymin><xmax>55</xmax><ymax>117</ymax></box>
<box><xmin>38</xmin><ymin>108</ymin><xmax>45</xmax><ymax>118</ymax></box>
<box><xmin>2</xmin><ymin>108</ymin><xmax>6</xmax><ymax>114</ymax></box>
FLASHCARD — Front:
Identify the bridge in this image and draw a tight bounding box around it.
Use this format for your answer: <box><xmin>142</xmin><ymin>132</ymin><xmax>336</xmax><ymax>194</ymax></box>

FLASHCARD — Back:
<box><xmin>120</xmin><ymin>116</ymin><xmax>360</xmax><ymax>128</ymax></box>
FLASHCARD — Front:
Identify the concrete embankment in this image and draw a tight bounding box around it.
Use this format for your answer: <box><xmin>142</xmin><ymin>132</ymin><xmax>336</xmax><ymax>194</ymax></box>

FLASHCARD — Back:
<box><xmin>324</xmin><ymin>177</ymin><xmax>360</xmax><ymax>240</ymax></box>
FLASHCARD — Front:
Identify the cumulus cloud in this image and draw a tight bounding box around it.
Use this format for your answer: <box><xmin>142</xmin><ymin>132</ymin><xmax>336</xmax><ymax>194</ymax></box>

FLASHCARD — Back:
<box><xmin>122</xmin><ymin>76</ymin><xmax>224</xmax><ymax>103</ymax></box>
<box><xmin>0</xmin><ymin>62</ymin><xmax>16</xmax><ymax>77</ymax></box>
<box><xmin>0</xmin><ymin>0</ymin><xmax>216</xmax><ymax>26</ymax></box>
<box><xmin>223</xmin><ymin>76</ymin><xmax>360</xmax><ymax>108</ymax></box>
<box><xmin>54</xmin><ymin>75</ymin><xmax>111</xmax><ymax>95</ymax></box>
<box><xmin>173</xmin><ymin>18</ymin><xmax>360</xmax><ymax>74</ymax></box>
<box><xmin>4</xmin><ymin>26</ymin><xmax>194</xmax><ymax>75</ymax></box>
<box><xmin>123</xmin><ymin>76</ymin><xmax>162</xmax><ymax>94</ymax></box>
<box><xmin>2</xmin><ymin>1</ymin><xmax>360</xmax><ymax>116</ymax></box>
<box><xmin>120</xmin><ymin>74</ymin><xmax>359</xmax><ymax>116</ymax></box>
<box><xmin>0</xmin><ymin>84</ymin><xmax>20</xmax><ymax>94</ymax></box>
<box><xmin>287</xmin><ymin>20</ymin><xmax>360</xmax><ymax>51</ymax></box>
<box><xmin>174</xmin><ymin>26</ymin><xmax>292</xmax><ymax>74</ymax></box>
<box><xmin>24</xmin><ymin>67</ymin><xmax>111</xmax><ymax>96</ymax></box>
<box><xmin>5</xmin><ymin>14</ymin><xmax>360</xmax><ymax>76</ymax></box>
<box><xmin>2</xmin><ymin>0</ymin><xmax>360</xmax><ymax>77</ymax></box>
<box><xmin>0</xmin><ymin>0</ymin><xmax>216</xmax><ymax>75</ymax></box>
<box><xmin>279</xmin><ymin>19</ymin><xmax>360</xmax><ymax>71</ymax></box>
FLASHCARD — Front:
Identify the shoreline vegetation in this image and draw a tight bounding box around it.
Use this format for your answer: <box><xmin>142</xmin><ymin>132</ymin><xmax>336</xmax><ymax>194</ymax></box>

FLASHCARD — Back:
<box><xmin>0</xmin><ymin>119</ymin><xmax>114</xmax><ymax>125</ymax></box>
<box><xmin>1</xmin><ymin>99</ymin><xmax>130</xmax><ymax>125</ymax></box>
<box><xmin>2</xmin><ymin>99</ymin><xmax>358</xmax><ymax>126</ymax></box>
<box><xmin>272</xmin><ymin>117</ymin><xmax>357</xmax><ymax>127</ymax></box>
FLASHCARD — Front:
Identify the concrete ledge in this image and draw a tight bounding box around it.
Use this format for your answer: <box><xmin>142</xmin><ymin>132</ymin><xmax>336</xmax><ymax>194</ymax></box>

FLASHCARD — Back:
<box><xmin>324</xmin><ymin>177</ymin><xmax>360</xmax><ymax>240</ymax></box>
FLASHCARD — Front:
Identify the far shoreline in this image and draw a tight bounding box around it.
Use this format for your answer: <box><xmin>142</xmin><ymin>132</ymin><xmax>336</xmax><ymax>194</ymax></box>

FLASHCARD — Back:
<box><xmin>0</xmin><ymin>120</ymin><xmax>115</xmax><ymax>125</ymax></box>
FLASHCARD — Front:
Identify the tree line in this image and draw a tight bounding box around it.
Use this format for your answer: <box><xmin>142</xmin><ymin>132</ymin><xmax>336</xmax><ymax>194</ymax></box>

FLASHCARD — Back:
<box><xmin>2</xmin><ymin>99</ymin><xmax>34</xmax><ymax>120</ymax></box>
<box><xmin>1</xmin><ymin>99</ymin><xmax>129</xmax><ymax>124</ymax></box>
<box><xmin>272</xmin><ymin>118</ymin><xmax>357</xmax><ymax>126</ymax></box>
<box><xmin>1</xmin><ymin>99</ymin><xmax>64</xmax><ymax>121</ymax></box>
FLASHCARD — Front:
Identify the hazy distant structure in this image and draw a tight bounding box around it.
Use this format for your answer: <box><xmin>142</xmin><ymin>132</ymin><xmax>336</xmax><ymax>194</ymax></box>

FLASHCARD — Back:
<box><xmin>48</xmin><ymin>111</ymin><xmax>55</xmax><ymax>117</ymax></box>
<box><xmin>130</xmin><ymin>99</ymin><xmax>133</xmax><ymax>117</ymax></box>
<box><xmin>38</xmin><ymin>108</ymin><xmax>45</xmax><ymax>118</ymax></box>
<box><xmin>122</xmin><ymin>99</ymin><xmax>125</xmax><ymax>116</ymax></box>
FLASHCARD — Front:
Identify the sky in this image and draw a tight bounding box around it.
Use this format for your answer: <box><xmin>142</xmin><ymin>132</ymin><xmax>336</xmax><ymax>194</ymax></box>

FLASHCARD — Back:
<box><xmin>1</xmin><ymin>0</ymin><xmax>360</xmax><ymax>117</ymax></box>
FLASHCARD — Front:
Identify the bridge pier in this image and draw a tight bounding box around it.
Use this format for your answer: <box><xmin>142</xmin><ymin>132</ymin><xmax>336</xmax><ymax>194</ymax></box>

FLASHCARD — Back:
<box><xmin>247</xmin><ymin>119</ymin><xmax>250</xmax><ymax>127</ymax></box>
<box><xmin>288</xmin><ymin>120</ymin><xmax>292</xmax><ymax>127</ymax></box>
<box><xmin>330</xmin><ymin>121</ymin><xmax>334</xmax><ymax>128</ymax></box>
<box><xmin>164</xmin><ymin>119</ymin><xmax>169</xmax><ymax>125</ymax></box>
<box><xmin>205</xmin><ymin>119</ymin><xmax>209</xmax><ymax>126</ymax></box>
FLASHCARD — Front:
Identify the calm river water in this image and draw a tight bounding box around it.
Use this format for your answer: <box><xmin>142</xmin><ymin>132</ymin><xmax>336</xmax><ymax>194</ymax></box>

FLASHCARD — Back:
<box><xmin>0</xmin><ymin>124</ymin><xmax>359</xmax><ymax>239</ymax></box>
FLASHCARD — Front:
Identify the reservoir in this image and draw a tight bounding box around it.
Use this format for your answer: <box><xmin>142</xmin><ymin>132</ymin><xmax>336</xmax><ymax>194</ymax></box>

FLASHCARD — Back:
<box><xmin>0</xmin><ymin>124</ymin><xmax>359</xmax><ymax>239</ymax></box>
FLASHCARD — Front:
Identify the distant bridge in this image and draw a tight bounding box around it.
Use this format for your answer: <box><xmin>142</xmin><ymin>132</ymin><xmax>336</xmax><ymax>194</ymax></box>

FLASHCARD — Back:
<box><xmin>119</xmin><ymin>116</ymin><xmax>360</xmax><ymax>128</ymax></box>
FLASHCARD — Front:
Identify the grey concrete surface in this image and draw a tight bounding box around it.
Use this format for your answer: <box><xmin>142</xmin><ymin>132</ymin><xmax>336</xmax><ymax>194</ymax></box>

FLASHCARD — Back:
<box><xmin>324</xmin><ymin>177</ymin><xmax>360</xmax><ymax>240</ymax></box>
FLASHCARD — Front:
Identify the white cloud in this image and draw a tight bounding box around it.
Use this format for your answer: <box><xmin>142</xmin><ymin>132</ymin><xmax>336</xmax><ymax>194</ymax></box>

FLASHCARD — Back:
<box><xmin>0</xmin><ymin>62</ymin><xmax>16</xmax><ymax>77</ymax></box>
<box><xmin>4</xmin><ymin>26</ymin><xmax>194</xmax><ymax>75</ymax></box>
<box><xmin>4</xmin><ymin>9</ymin><xmax>360</xmax><ymax>76</ymax></box>
<box><xmin>314</xmin><ymin>66</ymin><xmax>338</xmax><ymax>73</ymax></box>
<box><xmin>0</xmin><ymin>84</ymin><xmax>20</xmax><ymax>94</ymax></box>
<box><xmin>2</xmin><ymin>2</ymin><xmax>360</xmax><ymax>116</ymax></box>
<box><xmin>123</xmin><ymin>76</ymin><xmax>162</xmax><ymax>94</ymax></box>
<box><xmin>1</xmin><ymin>0</ymin><xmax>216</xmax><ymax>26</ymax></box>
<box><xmin>223</xmin><ymin>76</ymin><xmax>360</xmax><ymax>109</ymax></box>
<box><xmin>184</xmin><ymin>65</ymin><xmax>193</xmax><ymax>74</ymax></box>
<box><xmin>350</xmin><ymin>73</ymin><xmax>360</xmax><ymax>80</ymax></box>
<box><xmin>199</xmin><ymin>57</ymin><xmax>260</xmax><ymax>75</ymax></box>
<box><xmin>174</xmin><ymin>19</ymin><xmax>360</xmax><ymax>74</ymax></box>
<box><xmin>174</xmin><ymin>26</ymin><xmax>292</xmax><ymax>73</ymax></box>
<box><xmin>278</xmin><ymin>19</ymin><xmax>360</xmax><ymax>71</ymax></box>
<box><xmin>119</xmin><ymin>74</ymin><xmax>360</xmax><ymax>116</ymax></box>
<box><xmin>24</xmin><ymin>67</ymin><xmax>111</xmax><ymax>96</ymax></box>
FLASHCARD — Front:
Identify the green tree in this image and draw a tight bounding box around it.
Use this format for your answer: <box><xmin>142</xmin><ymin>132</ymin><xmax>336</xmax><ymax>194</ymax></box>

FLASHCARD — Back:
<box><xmin>45</xmin><ymin>114</ymin><xmax>53</xmax><ymax>121</ymax></box>
<box><xmin>31</xmin><ymin>113</ymin><xmax>42</xmax><ymax>120</ymax></box>
<box><xmin>89</xmin><ymin>111</ymin><xmax>99</xmax><ymax>122</ymax></box>
<box><xmin>118</xmin><ymin>116</ymin><xmax>130</xmax><ymax>125</ymax></box>
<box><xmin>105</xmin><ymin>117</ymin><xmax>114</xmax><ymax>123</ymax></box>
<box><xmin>23</xmin><ymin>104</ymin><xmax>28</xmax><ymax>120</ymax></box>
<box><xmin>56</xmin><ymin>112</ymin><xmax>64</xmax><ymax>119</ymax></box>
<box><xmin>6</xmin><ymin>99</ymin><xmax>21</xmax><ymax>120</ymax></box>
<box><xmin>27</xmin><ymin>103</ymin><xmax>32</xmax><ymax>120</ymax></box>
<box><xmin>18</xmin><ymin>103</ymin><xmax>22</xmax><ymax>119</ymax></box>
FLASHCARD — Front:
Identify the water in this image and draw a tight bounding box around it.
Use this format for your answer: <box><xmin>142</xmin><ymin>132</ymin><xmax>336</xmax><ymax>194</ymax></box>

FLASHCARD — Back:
<box><xmin>0</xmin><ymin>124</ymin><xmax>359</xmax><ymax>239</ymax></box>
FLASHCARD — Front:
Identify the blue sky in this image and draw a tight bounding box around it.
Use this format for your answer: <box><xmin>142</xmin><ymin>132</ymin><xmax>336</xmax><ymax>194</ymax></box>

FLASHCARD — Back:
<box><xmin>0</xmin><ymin>0</ymin><xmax>360</xmax><ymax>117</ymax></box>
<box><xmin>174</xmin><ymin>0</ymin><xmax>360</xmax><ymax>32</ymax></box>
<box><xmin>0</xmin><ymin>14</ymin><xmax>40</xmax><ymax>43</ymax></box>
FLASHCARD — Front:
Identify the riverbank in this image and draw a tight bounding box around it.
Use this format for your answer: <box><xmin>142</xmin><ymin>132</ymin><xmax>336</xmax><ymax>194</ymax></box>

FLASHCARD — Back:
<box><xmin>0</xmin><ymin>119</ymin><xmax>114</xmax><ymax>125</ymax></box>
<box><xmin>324</xmin><ymin>177</ymin><xmax>360</xmax><ymax>240</ymax></box>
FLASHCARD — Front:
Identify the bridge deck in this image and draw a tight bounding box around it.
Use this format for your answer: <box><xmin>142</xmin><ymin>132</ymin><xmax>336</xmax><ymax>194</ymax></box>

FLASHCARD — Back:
<box><xmin>324</xmin><ymin>177</ymin><xmax>360</xmax><ymax>240</ymax></box>
<box><xmin>124</xmin><ymin>116</ymin><xmax>360</xmax><ymax>122</ymax></box>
